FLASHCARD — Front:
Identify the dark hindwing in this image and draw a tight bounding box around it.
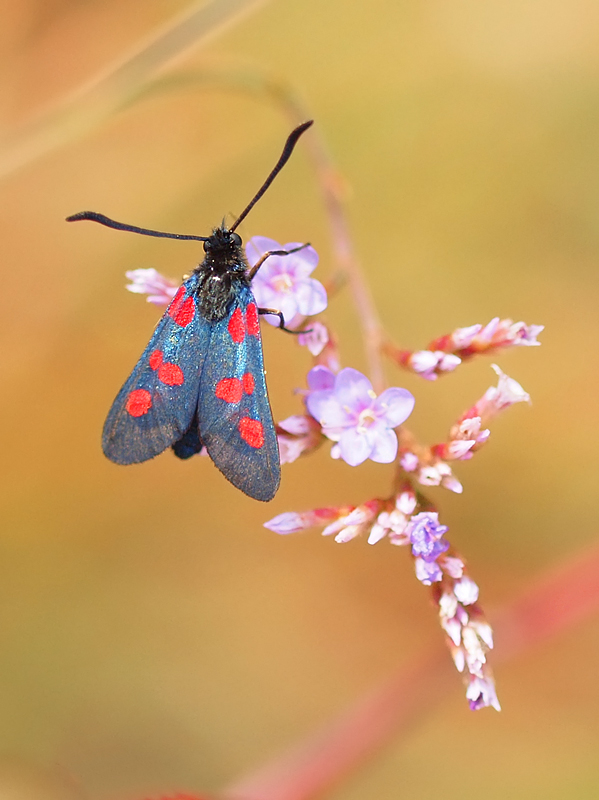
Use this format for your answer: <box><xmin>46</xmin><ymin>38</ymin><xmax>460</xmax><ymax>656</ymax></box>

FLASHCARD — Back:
<box><xmin>198</xmin><ymin>285</ymin><xmax>281</xmax><ymax>501</ymax></box>
<box><xmin>102</xmin><ymin>275</ymin><xmax>209</xmax><ymax>464</ymax></box>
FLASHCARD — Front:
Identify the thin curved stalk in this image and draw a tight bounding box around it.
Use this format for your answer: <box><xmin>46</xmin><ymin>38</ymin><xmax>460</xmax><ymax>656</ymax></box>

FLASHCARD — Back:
<box><xmin>0</xmin><ymin>0</ymin><xmax>268</xmax><ymax>179</ymax></box>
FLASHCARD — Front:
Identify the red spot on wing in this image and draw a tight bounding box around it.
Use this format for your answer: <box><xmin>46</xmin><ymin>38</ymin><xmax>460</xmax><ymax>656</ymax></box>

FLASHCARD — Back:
<box><xmin>126</xmin><ymin>389</ymin><xmax>152</xmax><ymax>417</ymax></box>
<box><xmin>242</xmin><ymin>372</ymin><xmax>255</xmax><ymax>395</ymax></box>
<box><xmin>246</xmin><ymin>302</ymin><xmax>260</xmax><ymax>337</ymax></box>
<box><xmin>215</xmin><ymin>377</ymin><xmax>243</xmax><ymax>404</ymax></box>
<box><xmin>228</xmin><ymin>308</ymin><xmax>245</xmax><ymax>343</ymax></box>
<box><xmin>149</xmin><ymin>350</ymin><xmax>163</xmax><ymax>370</ymax></box>
<box><xmin>168</xmin><ymin>287</ymin><xmax>185</xmax><ymax>315</ymax></box>
<box><xmin>238</xmin><ymin>417</ymin><xmax>264</xmax><ymax>449</ymax></box>
<box><xmin>158</xmin><ymin>363</ymin><xmax>184</xmax><ymax>386</ymax></box>
<box><xmin>168</xmin><ymin>287</ymin><xmax>195</xmax><ymax>327</ymax></box>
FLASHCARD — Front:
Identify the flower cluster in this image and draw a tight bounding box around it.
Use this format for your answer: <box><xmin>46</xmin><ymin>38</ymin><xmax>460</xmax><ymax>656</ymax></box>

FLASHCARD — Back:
<box><xmin>124</xmin><ymin>231</ymin><xmax>541</xmax><ymax>712</ymax></box>
<box><xmin>266</xmin><ymin>495</ymin><xmax>498</xmax><ymax>707</ymax></box>
<box><xmin>385</xmin><ymin>317</ymin><xmax>543</xmax><ymax>380</ymax></box>
<box><xmin>432</xmin><ymin>317</ymin><xmax>544</xmax><ymax>356</ymax></box>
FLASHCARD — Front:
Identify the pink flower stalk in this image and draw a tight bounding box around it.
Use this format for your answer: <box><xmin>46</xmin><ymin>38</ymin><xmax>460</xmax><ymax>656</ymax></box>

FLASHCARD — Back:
<box><xmin>385</xmin><ymin>318</ymin><xmax>542</xmax><ymax>379</ymax></box>
<box><xmin>276</xmin><ymin>415</ymin><xmax>323</xmax><ymax>464</ymax></box>
<box><xmin>432</xmin><ymin>364</ymin><xmax>530</xmax><ymax>462</ymax></box>
<box><xmin>246</xmin><ymin>236</ymin><xmax>327</xmax><ymax>329</ymax></box>
<box><xmin>432</xmin><ymin>317</ymin><xmax>543</xmax><ymax>356</ymax></box>
<box><xmin>402</xmin><ymin>511</ymin><xmax>499</xmax><ymax>710</ymax></box>
<box><xmin>125</xmin><ymin>268</ymin><xmax>178</xmax><ymax>306</ymax></box>
<box><xmin>265</xmin><ymin>491</ymin><xmax>418</xmax><ymax>546</ymax></box>
<box><xmin>434</xmin><ymin>572</ymin><xmax>500</xmax><ymax>712</ymax></box>
<box><xmin>306</xmin><ymin>366</ymin><xmax>415</xmax><ymax>466</ymax></box>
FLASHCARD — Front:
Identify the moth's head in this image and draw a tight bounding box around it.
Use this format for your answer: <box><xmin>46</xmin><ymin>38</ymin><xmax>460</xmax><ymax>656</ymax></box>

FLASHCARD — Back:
<box><xmin>203</xmin><ymin>226</ymin><xmax>242</xmax><ymax>254</ymax></box>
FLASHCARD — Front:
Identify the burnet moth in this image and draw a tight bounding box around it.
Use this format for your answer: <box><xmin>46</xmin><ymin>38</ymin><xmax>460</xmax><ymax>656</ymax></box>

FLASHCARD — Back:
<box><xmin>67</xmin><ymin>120</ymin><xmax>313</xmax><ymax>502</ymax></box>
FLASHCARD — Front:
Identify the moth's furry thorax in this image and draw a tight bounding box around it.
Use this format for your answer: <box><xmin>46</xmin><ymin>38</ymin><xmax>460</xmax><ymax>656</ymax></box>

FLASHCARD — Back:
<box><xmin>194</xmin><ymin>226</ymin><xmax>250</xmax><ymax>321</ymax></box>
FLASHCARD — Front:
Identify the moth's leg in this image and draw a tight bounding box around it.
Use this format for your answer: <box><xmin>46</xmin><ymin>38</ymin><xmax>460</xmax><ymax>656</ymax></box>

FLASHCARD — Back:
<box><xmin>247</xmin><ymin>243</ymin><xmax>310</xmax><ymax>281</ymax></box>
<box><xmin>257</xmin><ymin>307</ymin><xmax>312</xmax><ymax>335</ymax></box>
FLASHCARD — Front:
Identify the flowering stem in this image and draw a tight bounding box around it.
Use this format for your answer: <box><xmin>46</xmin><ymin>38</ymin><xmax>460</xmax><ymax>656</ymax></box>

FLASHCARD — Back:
<box><xmin>223</xmin><ymin>542</ymin><xmax>599</xmax><ymax>800</ymax></box>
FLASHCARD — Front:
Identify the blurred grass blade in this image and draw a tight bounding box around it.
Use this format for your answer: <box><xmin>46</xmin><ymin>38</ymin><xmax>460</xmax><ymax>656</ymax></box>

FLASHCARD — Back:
<box><xmin>0</xmin><ymin>0</ymin><xmax>269</xmax><ymax>180</ymax></box>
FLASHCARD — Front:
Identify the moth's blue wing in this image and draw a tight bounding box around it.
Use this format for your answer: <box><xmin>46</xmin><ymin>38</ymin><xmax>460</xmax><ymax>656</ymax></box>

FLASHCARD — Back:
<box><xmin>102</xmin><ymin>275</ymin><xmax>209</xmax><ymax>464</ymax></box>
<box><xmin>198</xmin><ymin>286</ymin><xmax>281</xmax><ymax>502</ymax></box>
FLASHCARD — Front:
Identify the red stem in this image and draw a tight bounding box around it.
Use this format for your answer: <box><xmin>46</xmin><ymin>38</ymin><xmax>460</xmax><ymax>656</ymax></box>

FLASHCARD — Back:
<box><xmin>223</xmin><ymin>542</ymin><xmax>599</xmax><ymax>800</ymax></box>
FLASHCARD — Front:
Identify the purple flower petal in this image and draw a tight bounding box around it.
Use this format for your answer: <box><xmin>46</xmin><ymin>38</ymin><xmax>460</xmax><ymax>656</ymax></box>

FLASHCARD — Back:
<box><xmin>373</xmin><ymin>387</ymin><xmax>415</xmax><ymax>427</ymax></box>
<box><xmin>307</xmin><ymin>391</ymin><xmax>353</xmax><ymax>430</ymax></box>
<box><xmin>368</xmin><ymin>426</ymin><xmax>398</xmax><ymax>463</ymax></box>
<box><xmin>307</xmin><ymin>366</ymin><xmax>336</xmax><ymax>391</ymax></box>
<box><xmin>249</xmin><ymin>280</ymin><xmax>279</xmax><ymax>309</ymax></box>
<box><xmin>294</xmin><ymin>278</ymin><xmax>328</xmax><ymax>316</ymax></box>
<box><xmin>334</xmin><ymin>368</ymin><xmax>375</xmax><ymax>413</ymax></box>
<box><xmin>256</xmin><ymin>254</ymin><xmax>290</xmax><ymax>282</ymax></box>
<box><xmin>337</xmin><ymin>428</ymin><xmax>373</xmax><ymax>466</ymax></box>
<box><xmin>284</xmin><ymin>242</ymin><xmax>319</xmax><ymax>273</ymax></box>
<box><xmin>415</xmin><ymin>558</ymin><xmax>443</xmax><ymax>585</ymax></box>
<box><xmin>245</xmin><ymin>236</ymin><xmax>281</xmax><ymax>266</ymax></box>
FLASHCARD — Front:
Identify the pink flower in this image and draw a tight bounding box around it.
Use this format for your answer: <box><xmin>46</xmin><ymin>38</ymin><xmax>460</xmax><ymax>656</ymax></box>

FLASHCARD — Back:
<box><xmin>466</xmin><ymin>675</ymin><xmax>501</xmax><ymax>711</ymax></box>
<box><xmin>400</xmin><ymin>451</ymin><xmax>419</xmax><ymax>472</ymax></box>
<box><xmin>276</xmin><ymin>415</ymin><xmax>323</xmax><ymax>464</ymax></box>
<box><xmin>475</xmin><ymin>318</ymin><xmax>543</xmax><ymax>349</ymax></box>
<box><xmin>368</xmin><ymin>489</ymin><xmax>417</xmax><ymax>545</ymax></box>
<box><xmin>125</xmin><ymin>268</ymin><xmax>178</xmax><ymax>305</ymax></box>
<box><xmin>297</xmin><ymin>320</ymin><xmax>329</xmax><ymax>355</ymax></box>
<box><xmin>431</xmin><ymin>317</ymin><xmax>543</xmax><ymax>356</ymax></box>
<box><xmin>399</xmin><ymin>452</ymin><xmax>463</xmax><ymax>494</ymax></box>
<box><xmin>471</xmin><ymin>364</ymin><xmax>531</xmax><ymax>423</ymax></box>
<box><xmin>246</xmin><ymin>236</ymin><xmax>327</xmax><ymax>329</ymax></box>
<box><xmin>408</xmin><ymin>350</ymin><xmax>461</xmax><ymax>381</ymax></box>
<box><xmin>306</xmin><ymin>367</ymin><xmax>415</xmax><ymax>466</ymax></box>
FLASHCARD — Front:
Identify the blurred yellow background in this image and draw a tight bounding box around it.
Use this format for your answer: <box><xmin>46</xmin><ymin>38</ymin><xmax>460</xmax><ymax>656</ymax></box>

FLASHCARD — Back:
<box><xmin>1</xmin><ymin>0</ymin><xmax>599</xmax><ymax>798</ymax></box>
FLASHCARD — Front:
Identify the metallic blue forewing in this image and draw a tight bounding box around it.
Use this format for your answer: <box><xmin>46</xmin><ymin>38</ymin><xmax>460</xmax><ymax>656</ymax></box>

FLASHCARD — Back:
<box><xmin>102</xmin><ymin>274</ymin><xmax>209</xmax><ymax>463</ymax></box>
<box><xmin>198</xmin><ymin>286</ymin><xmax>280</xmax><ymax>502</ymax></box>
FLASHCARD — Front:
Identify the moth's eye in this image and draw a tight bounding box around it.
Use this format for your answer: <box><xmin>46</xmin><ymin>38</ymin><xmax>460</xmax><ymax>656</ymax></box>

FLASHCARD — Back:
<box><xmin>203</xmin><ymin>239</ymin><xmax>213</xmax><ymax>252</ymax></box>
<box><xmin>230</xmin><ymin>232</ymin><xmax>242</xmax><ymax>247</ymax></box>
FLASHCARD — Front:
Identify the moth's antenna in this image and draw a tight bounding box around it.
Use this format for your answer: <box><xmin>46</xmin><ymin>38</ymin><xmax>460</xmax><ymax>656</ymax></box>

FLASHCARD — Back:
<box><xmin>230</xmin><ymin>120</ymin><xmax>313</xmax><ymax>233</ymax></box>
<box><xmin>66</xmin><ymin>211</ymin><xmax>209</xmax><ymax>242</ymax></box>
